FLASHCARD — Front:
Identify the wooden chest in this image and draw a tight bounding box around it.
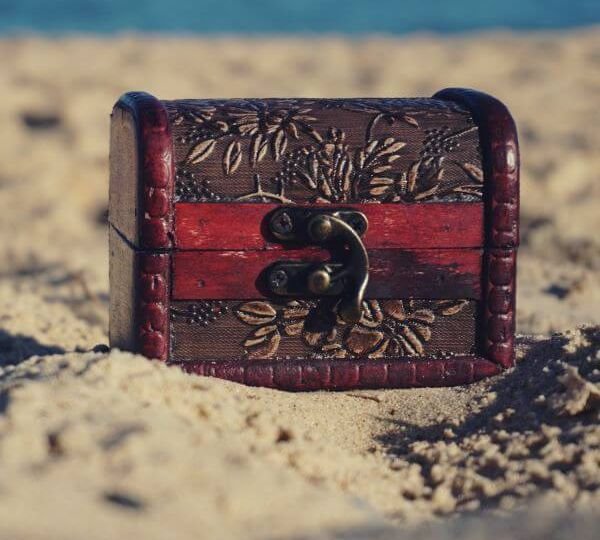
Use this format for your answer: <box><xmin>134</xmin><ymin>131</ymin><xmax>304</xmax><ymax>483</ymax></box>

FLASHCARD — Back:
<box><xmin>109</xmin><ymin>88</ymin><xmax>519</xmax><ymax>390</ymax></box>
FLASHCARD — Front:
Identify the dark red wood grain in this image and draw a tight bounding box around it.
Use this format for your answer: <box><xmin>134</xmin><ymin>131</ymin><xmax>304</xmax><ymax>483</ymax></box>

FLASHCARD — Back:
<box><xmin>172</xmin><ymin>248</ymin><xmax>482</xmax><ymax>300</ymax></box>
<box><xmin>170</xmin><ymin>356</ymin><xmax>501</xmax><ymax>391</ymax></box>
<box><xmin>175</xmin><ymin>202</ymin><xmax>484</xmax><ymax>250</ymax></box>
<box><xmin>138</xmin><ymin>252</ymin><xmax>170</xmax><ymax>360</ymax></box>
<box><xmin>111</xmin><ymin>92</ymin><xmax>173</xmax><ymax>360</ymax></box>
<box><xmin>435</xmin><ymin>88</ymin><xmax>519</xmax><ymax>368</ymax></box>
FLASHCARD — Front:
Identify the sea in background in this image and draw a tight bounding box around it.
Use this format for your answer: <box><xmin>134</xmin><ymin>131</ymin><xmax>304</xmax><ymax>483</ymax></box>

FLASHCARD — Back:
<box><xmin>0</xmin><ymin>0</ymin><xmax>599</xmax><ymax>34</ymax></box>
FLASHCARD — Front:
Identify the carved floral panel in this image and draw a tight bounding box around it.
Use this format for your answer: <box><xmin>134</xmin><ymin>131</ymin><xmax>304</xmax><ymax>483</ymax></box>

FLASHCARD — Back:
<box><xmin>164</xmin><ymin>98</ymin><xmax>484</xmax><ymax>204</ymax></box>
<box><xmin>170</xmin><ymin>298</ymin><xmax>477</xmax><ymax>362</ymax></box>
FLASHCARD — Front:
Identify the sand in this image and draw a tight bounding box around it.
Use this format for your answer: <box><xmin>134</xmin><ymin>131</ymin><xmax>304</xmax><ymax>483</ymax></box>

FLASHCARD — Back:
<box><xmin>0</xmin><ymin>29</ymin><xmax>599</xmax><ymax>538</ymax></box>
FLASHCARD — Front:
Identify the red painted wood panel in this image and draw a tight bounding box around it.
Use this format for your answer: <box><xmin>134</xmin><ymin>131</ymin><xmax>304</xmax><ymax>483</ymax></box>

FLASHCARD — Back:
<box><xmin>172</xmin><ymin>248</ymin><xmax>482</xmax><ymax>300</ymax></box>
<box><xmin>175</xmin><ymin>202</ymin><xmax>484</xmax><ymax>250</ymax></box>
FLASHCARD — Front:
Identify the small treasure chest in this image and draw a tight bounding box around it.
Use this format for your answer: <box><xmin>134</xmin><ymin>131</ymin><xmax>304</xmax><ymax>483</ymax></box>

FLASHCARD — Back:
<box><xmin>109</xmin><ymin>88</ymin><xmax>519</xmax><ymax>390</ymax></box>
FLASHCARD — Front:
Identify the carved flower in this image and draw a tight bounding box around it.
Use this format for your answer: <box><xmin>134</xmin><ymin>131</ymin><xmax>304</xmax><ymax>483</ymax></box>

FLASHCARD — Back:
<box><xmin>343</xmin><ymin>300</ymin><xmax>436</xmax><ymax>357</ymax></box>
<box><xmin>389</xmin><ymin>156</ymin><xmax>447</xmax><ymax>202</ymax></box>
<box><xmin>176</xmin><ymin>100</ymin><xmax>322</xmax><ymax>174</ymax></box>
<box><xmin>290</xmin><ymin>128</ymin><xmax>354</xmax><ymax>202</ymax></box>
<box><xmin>356</xmin><ymin>137</ymin><xmax>407</xmax><ymax>200</ymax></box>
<box><xmin>379</xmin><ymin>156</ymin><xmax>484</xmax><ymax>202</ymax></box>
<box><xmin>235</xmin><ymin>299</ymin><xmax>341</xmax><ymax>360</ymax></box>
<box><xmin>283</xmin><ymin>128</ymin><xmax>406</xmax><ymax>203</ymax></box>
<box><xmin>235</xmin><ymin>298</ymin><xmax>468</xmax><ymax>360</ymax></box>
<box><xmin>332</xmin><ymin>299</ymin><xmax>469</xmax><ymax>358</ymax></box>
<box><xmin>225</xmin><ymin>101</ymin><xmax>322</xmax><ymax>166</ymax></box>
<box><xmin>236</xmin><ymin>301</ymin><xmax>281</xmax><ymax>359</ymax></box>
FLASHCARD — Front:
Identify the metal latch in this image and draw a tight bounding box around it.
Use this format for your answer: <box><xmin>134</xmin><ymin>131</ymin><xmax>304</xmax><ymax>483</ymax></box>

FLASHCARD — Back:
<box><xmin>266</xmin><ymin>207</ymin><xmax>369</xmax><ymax>324</ymax></box>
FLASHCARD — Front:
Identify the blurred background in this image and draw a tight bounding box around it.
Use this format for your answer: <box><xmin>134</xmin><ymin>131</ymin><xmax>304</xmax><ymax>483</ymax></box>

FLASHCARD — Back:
<box><xmin>1</xmin><ymin>0</ymin><xmax>599</xmax><ymax>34</ymax></box>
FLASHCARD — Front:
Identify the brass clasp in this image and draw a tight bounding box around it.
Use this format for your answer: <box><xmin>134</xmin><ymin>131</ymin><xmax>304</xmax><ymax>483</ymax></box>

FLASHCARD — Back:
<box><xmin>266</xmin><ymin>207</ymin><xmax>369</xmax><ymax>324</ymax></box>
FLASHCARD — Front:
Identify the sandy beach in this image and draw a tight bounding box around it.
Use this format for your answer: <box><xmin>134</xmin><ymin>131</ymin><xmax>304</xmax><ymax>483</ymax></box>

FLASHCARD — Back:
<box><xmin>0</xmin><ymin>29</ymin><xmax>599</xmax><ymax>538</ymax></box>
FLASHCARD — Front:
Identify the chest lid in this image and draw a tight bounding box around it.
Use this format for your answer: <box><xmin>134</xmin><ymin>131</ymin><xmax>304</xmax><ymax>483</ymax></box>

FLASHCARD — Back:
<box><xmin>167</xmin><ymin>97</ymin><xmax>484</xmax><ymax>206</ymax></box>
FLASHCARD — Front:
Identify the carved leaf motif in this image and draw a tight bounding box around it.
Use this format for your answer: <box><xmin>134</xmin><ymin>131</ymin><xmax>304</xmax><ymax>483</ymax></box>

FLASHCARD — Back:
<box><xmin>402</xmin><ymin>115</ymin><xmax>419</xmax><ymax>128</ymax></box>
<box><xmin>236</xmin><ymin>301</ymin><xmax>277</xmax><ymax>325</ymax></box>
<box><xmin>359</xmin><ymin>300</ymin><xmax>384</xmax><ymax>328</ymax></box>
<box><xmin>379</xmin><ymin>138</ymin><xmax>407</xmax><ymax>155</ymax></box>
<box><xmin>365</xmin><ymin>140</ymin><xmax>378</xmax><ymax>154</ymax></box>
<box><xmin>413</xmin><ymin>185</ymin><xmax>440</xmax><ymax>201</ymax></box>
<box><xmin>355</xmin><ymin>149</ymin><xmax>366</xmax><ymax>169</ymax></box>
<box><xmin>286</xmin><ymin>122</ymin><xmax>299</xmax><ymax>139</ymax></box>
<box><xmin>272</xmin><ymin>130</ymin><xmax>288</xmax><ymax>161</ymax></box>
<box><xmin>321</xmin><ymin>343</ymin><xmax>347</xmax><ymax>358</ymax></box>
<box><xmin>346</xmin><ymin>326</ymin><xmax>384</xmax><ymax>355</ymax></box>
<box><xmin>307</xmin><ymin>154</ymin><xmax>320</xmax><ymax>188</ymax></box>
<box><xmin>453</xmin><ymin>185</ymin><xmax>483</xmax><ymax>197</ymax></box>
<box><xmin>284</xmin><ymin>321</ymin><xmax>304</xmax><ymax>336</ymax></box>
<box><xmin>458</xmin><ymin>162</ymin><xmax>484</xmax><ymax>183</ymax></box>
<box><xmin>223</xmin><ymin>140</ymin><xmax>242</xmax><ymax>176</ymax></box>
<box><xmin>283</xmin><ymin>303</ymin><xmax>311</xmax><ymax>320</ymax></box>
<box><xmin>169</xmin><ymin>98</ymin><xmax>485</xmax><ymax>205</ymax></box>
<box><xmin>411</xmin><ymin>309</ymin><xmax>436</xmax><ymax>324</ymax></box>
<box><xmin>237</xmin><ymin>119</ymin><xmax>259</xmax><ymax>136</ymax></box>
<box><xmin>400</xmin><ymin>326</ymin><xmax>425</xmax><ymax>355</ymax></box>
<box><xmin>189</xmin><ymin>107</ymin><xmax>215</xmax><ymax>123</ymax></box>
<box><xmin>406</xmin><ymin>157</ymin><xmax>444</xmax><ymax>200</ymax></box>
<box><xmin>365</xmin><ymin>113</ymin><xmax>385</xmax><ymax>141</ymax></box>
<box><xmin>252</xmin><ymin>324</ymin><xmax>278</xmax><ymax>337</ymax></box>
<box><xmin>245</xmin><ymin>328</ymin><xmax>281</xmax><ymax>359</ymax></box>
<box><xmin>339</xmin><ymin>155</ymin><xmax>353</xmax><ymax>194</ymax></box>
<box><xmin>382</xmin><ymin>300</ymin><xmax>406</xmax><ymax>321</ymax></box>
<box><xmin>282</xmin><ymin>300</ymin><xmax>312</xmax><ymax>337</ymax></box>
<box><xmin>187</xmin><ymin>139</ymin><xmax>216</xmax><ymax>164</ymax></box>
<box><xmin>412</xmin><ymin>323</ymin><xmax>432</xmax><ymax>342</ymax></box>
<box><xmin>368</xmin><ymin>337</ymin><xmax>391</xmax><ymax>359</ymax></box>
<box><xmin>303</xmin><ymin>331</ymin><xmax>323</xmax><ymax>347</ymax></box>
<box><xmin>436</xmin><ymin>299</ymin><xmax>469</xmax><ymax>316</ymax></box>
<box><xmin>368</xmin><ymin>179</ymin><xmax>394</xmax><ymax>196</ymax></box>
<box><xmin>407</xmin><ymin>161</ymin><xmax>420</xmax><ymax>193</ymax></box>
<box><xmin>250</xmin><ymin>132</ymin><xmax>268</xmax><ymax>167</ymax></box>
<box><xmin>304</xmin><ymin>329</ymin><xmax>338</xmax><ymax>348</ymax></box>
<box><xmin>353</xmin><ymin>137</ymin><xmax>407</xmax><ymax>200</ymax></box>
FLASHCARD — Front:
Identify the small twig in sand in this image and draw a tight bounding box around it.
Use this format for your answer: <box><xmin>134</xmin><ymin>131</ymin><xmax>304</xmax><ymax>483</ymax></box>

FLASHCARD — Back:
<box><xmin>345</xmin><ymin>393</ymin><xmax>382</xmax><ymax>403</ymax></box>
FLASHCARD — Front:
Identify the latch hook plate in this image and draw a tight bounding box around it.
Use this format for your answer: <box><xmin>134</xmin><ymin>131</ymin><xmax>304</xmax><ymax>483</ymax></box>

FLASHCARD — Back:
<box><xmin>266</xmin><ymin>207</ymin><xmax>369</xmax><ymax>324</ymax></box>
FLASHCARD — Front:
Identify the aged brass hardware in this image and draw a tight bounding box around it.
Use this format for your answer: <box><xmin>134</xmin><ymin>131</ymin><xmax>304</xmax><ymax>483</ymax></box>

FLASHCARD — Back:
<box><xmin>267</xmin><ymin>208</ymin><xmax>369</xmax><ymax>324</ymax></box>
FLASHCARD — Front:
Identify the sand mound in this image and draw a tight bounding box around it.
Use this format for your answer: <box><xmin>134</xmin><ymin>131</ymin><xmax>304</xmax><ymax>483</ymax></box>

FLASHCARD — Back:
<box><xmin>0</xmin><ymin>29</ymin><xmax>599</xmax><ymax>538</ymax></box>
<box><xmin>0</xmin><ymin>329</ymin><xmax>598</xmax><ymax>538</ymax></box>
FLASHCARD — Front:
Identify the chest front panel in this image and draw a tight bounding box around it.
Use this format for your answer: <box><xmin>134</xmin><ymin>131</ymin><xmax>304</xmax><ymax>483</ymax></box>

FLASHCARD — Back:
<box><xmin>164</xmin><ymin>98</ymin><xmax>484</xmax><ymax>364</ymax></box>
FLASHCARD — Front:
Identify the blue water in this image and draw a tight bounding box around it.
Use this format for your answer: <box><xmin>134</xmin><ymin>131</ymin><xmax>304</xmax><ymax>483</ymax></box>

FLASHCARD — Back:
<box><xmin>0</xmin><ymin>0</ymin><xmax>598</xmax><ymax>34</ymax></box>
